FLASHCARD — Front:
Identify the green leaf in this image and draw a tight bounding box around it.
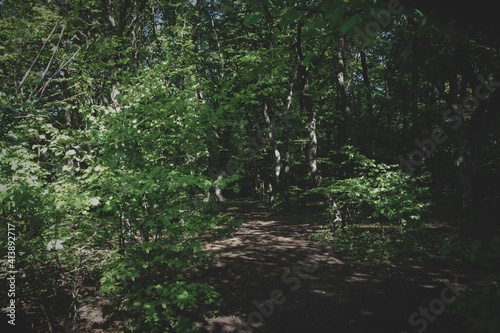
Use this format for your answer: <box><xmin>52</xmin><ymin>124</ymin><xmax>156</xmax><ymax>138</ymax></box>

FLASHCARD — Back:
<box><xmin>301</xmin><ymin>53</ymin><xmax>314</xmax><ymax>67</ymax></box>
<box><xmin>414</xmin><ymin>9</ymin><xmax>424</xmax><ymax>17</ymax></box>
<box><xmin>244</xmin><ymin>14</ymin><xmax>261</xmax><ymax>26</ymax></box>
<box><xmin>264</xmin><ymin>0</ymin><xmax>275</xmax><ymax>8</ymax></box>
<box><xmin>341</xmin><ymin>14</ymin><xmax>361</xmax><ymax>33</ymax></box>
<box><xmin>402</xmin><ymin>39</ymin><xmax>413</xmax><ymax>59</ymax></box>
<box><xmin>284</xmin><ymin>8</ymin><xmax>300</xmax><ymax>22</ymax></box>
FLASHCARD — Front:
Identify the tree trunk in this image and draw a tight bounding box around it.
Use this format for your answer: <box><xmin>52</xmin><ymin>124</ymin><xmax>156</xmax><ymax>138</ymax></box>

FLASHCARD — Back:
<box><xmin>296</xmin><ymin>23</ymin><xmax>321</xmax><ymax>187</ymax></box>
<box><xmin>337</xmin><ymin>34</ymin><xmax>357</xmax><ymax>146</ymax></box>
<box><xmin>411</xmin><ymin>42</ymin><xmax>420</xmax><ymax>137</ymax></box>
<box><xmin>212</xmin><ymin>127</ymin><xmax>231</xmax><ymax>211</ymax></box>
<box><xmin>296</xmin><ymin>25</ymin><xmax>343</xmax><ymax>227</ymax></box>
<box><xmin>361</xmin><ymin>48</ymin><xmax>380</xmax><ymax>153</ymax></box>
<box><xmin>282</xmin><ymin>79</ymin><xmax>294</xmax><ymax>203</ymax></box>
<box><xmin>64</xmin><ymin>105</ymin><xmax>75</xmax><ymax>178</ymax></box>
<box><xmin>262</xmin><ymin>100</ymin><xmax>281</xmax><ymax>206</ymax></box>
<box><xmin>454</xmin><ymin>48</ymin><xmax>491</xmax><ymax>211</ymax></box>
<box><xmin>214</xmin><ymin>171</ymin><xmax>226</xmax><ymax>211</ymax></box>
<box><xmin>360</xmin><ymin>50</ymin><xmax>373</xmax><ymax>119</ymax></box>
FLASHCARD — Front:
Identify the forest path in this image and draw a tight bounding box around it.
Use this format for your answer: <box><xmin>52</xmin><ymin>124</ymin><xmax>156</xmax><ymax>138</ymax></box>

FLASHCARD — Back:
<box><xmin>194</xmin><ymin>199</ymin><xmax>483</xmax><ymax>333</ymax></box>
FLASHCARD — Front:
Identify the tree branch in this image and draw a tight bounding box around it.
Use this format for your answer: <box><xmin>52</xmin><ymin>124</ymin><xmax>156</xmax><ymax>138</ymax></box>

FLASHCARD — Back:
<box><xmin>39</xmin><ymin>46</ymin><xmax>81</xmax><ymax>97</ymax></box>
<box><xmin>14</xmin><ymin>17</ymin><xmax>63</xmax><ymax>97</ymax></box>
<box><xmin>44</xmin><ymin>91</ymin><xmax>87</xmax><ymax>107</ymax></box>
<box><xmin>294</xmin><ymin>6</ymin><xmax>325</xmax><ymax>14</ymax></box>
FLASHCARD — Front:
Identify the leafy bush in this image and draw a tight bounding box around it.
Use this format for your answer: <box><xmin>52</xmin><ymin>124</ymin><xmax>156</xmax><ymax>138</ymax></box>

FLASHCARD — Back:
<box><xmin>307</xmin><ymin>146</ymin><xmax>431</xmax><ymax>230</ymax></box>
<box><xmin>0</xmin><ymin>54</ymin><xmax>242</xmax><ymax>332</ymax></box>
<box><xmin>455</xmin><ymin>236</ymin><xmax>500</xmax><ymax>333</ymax></box>
<box><xmin>82</xmin><ymin>61</ymin><xmax>241</xmax><ymax>331</ymax></box>
<box><xmin>0</xmin><ymin>115</ymin><xmax>104</xmax><ymax>330</ymax></box>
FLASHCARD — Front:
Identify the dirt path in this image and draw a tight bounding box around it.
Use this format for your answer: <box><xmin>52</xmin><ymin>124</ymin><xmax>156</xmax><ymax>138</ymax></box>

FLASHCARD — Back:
<box><xmin>194</xmin><ymin>200</ymin><xmax>484</xmax><ymax>333</ymax></box>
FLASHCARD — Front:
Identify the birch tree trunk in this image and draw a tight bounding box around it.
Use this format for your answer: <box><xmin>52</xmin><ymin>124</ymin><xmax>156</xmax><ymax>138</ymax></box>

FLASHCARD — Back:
<box><xmin>282</xmin><ymin>79</ymin><xmax>294</xmax><ymax>203</ymax></box>
<box><xmin>296</xmin><ymin>23</ymin><xmax>321</xmax><ymax>187</ymax></box>
<box><xmin>263</xmin><ymin>100</ymin><xmax>281</xmax><ymax>206</ymax></box>
<box><xmin>337</xmin><ymin>34</ymin><xmax>357</xmax><ymax>146</ymax></box>
<box><xmin>360</xmin><ymin>50</ymin><xmax>373</xmax><ymax>119</ymax></box>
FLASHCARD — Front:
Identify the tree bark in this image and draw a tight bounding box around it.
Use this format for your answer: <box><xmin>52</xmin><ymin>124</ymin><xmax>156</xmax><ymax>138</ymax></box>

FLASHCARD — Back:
<box><xmin>282</xmin><ymin>78</ymin><xmax>294</xmax><ymax>203</ymax></box>
<box><xmin>360</xmin><ymin>49</ymin><xmax>373</xmax><ymax>119</ymax></box>
<box><xmin>454</xmin><ymin>47</ymin><xmax>490</xmax><ymax>211</ymax></box>
<box><xmin>262</xmin><ymin>99</ymin><xmax>281</xmax><ymax>206</ymax></box>
<box><xmin>410</xmin><ymin>42</ymin><xmax>420</xmax><ymax>136</ymax></box>
<box><xmin>337</xmin><ymin>34</ymin><xmax>357</xmax><ymax>146</ymax></box>
<box><xmin>296</xmin><ymin>25</ymin><xmax>343</xmax><ymax>227</ymax></box>
<box><xmin>296</xmin><ymin>23</ymin><xmax>321</xmax><ymax>187</ymax></box>
<box><xmin>64</xmin><ymin>105</ymin><xmax>75</xmax><ymax>178</ymax></box>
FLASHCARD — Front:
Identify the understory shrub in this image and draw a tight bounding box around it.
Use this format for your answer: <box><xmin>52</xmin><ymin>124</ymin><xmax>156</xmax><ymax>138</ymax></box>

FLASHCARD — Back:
<box><xmin>308</xmin><ymin>146</ymin><xmax>431</xmax><ymax>231</ymax></box>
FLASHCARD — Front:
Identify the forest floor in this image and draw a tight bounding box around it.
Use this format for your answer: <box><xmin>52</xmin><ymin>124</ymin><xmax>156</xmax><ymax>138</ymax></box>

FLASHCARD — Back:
<box><xmin>5</xmin><ymin>199</ymin><xmax>491</xmax><ymax>333</ymax></box>
<box><xmin>192</xmin><ymin>199</ymin><xmax>487</xmax><ymax>333</ymax></box>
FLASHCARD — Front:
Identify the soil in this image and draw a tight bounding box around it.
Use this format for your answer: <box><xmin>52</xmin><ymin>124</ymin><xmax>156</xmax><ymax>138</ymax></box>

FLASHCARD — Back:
<box><xmin>2</xmin><ymin>199</ymin><xmax>488</xmax><ymax>333</ymax></box>
<box><xmin>193</xmin><ymin>199</ymin><xmax>486</xmax><ymax>333</ymax></box>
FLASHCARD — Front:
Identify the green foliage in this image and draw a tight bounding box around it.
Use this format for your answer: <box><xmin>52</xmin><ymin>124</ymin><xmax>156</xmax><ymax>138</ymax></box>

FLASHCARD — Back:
<box><xmin>0</xmin><ymin>3</ymin><xmax>240</xmax><ymax>329</ymax></box>
<box><xmin>308</xmin><ymin>146</ymin><xmax>431</xmax><ymax>230</ymax></box>
<box><xmin>313</xmin><ymin>224</ymin><xmax>469</xmax><ymax>264</ymax></box>
<box><xmin>99</xmin><ymin>249</ymin><xmax>221</xmax><ymax>332</ymax></box>
<box><xmin>1</xmin><ymin>0</ymin><xmax>499</xmax><ymax>331</ymax></box>
<box><xmin>454</xmin><ymin>237</ymin><xmax>500</xmax><ymax>333</ymax></box>
<box><xmin>244</xmin><ymin>14</ymin><xmax>261</xmax><ymax>26</ymax></box>
<box><xmin>78</xmin><ymin>56</ymin><xmax>240</xmax><ymax>330</ymax></box>
<box><xmin>0</xmin><ymin>105</ymin><xmax>106</xmax><ymax>327</ymax></box>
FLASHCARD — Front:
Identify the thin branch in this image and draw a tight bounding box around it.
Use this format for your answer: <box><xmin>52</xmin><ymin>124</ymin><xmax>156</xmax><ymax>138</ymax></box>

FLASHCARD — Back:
<box><xmin>294</xmin><ymin>6</ymin><xmax>325</xmax><ymax>14</ymax></box>
<box><xmin>14</xmin><ymin>17</ymin><xmax>63</xmax><ymax>97</ymax></box>
<box><xmin>294</xmin><ymin>6</ymin><xmax>361</xmax><ymax>16</ymax></box>
<box><xmin>23</xmin><ymin>22</ymin><xmax>67</xmax><ymax>108</ymax></box>
<box><xmin>303</xmin><ymin>32</ymin><xmax>335</xmax><ymax>44</ymax></box>
<box><xmin>41</xmin><ymin>21</ymin><xmax>66</xmax><ymax>88</ymax></box>
<box><xmin>46</xmin><ymin>83</ymin><xmax>80</xmax><ymax>98</ymax></box>
<box><xmin>201</xmin><ymin>3</ymin><xmax>225</xmax><ymax>71</ymax></box>
<box><xmin>39</xmin><ymin>303</ymin><xmax>54</xmax><ymax>333</ymax></box>
<box><xmin>62</xmin><ymin>253</ymin><xmax>113</xmax><ymax>275</ymax></box>
<box><xmin>44</xmin><ymin>91</ymin><xmax>87</xmax><ymax>107</ymax></box>
<box><xmin>345</xmin><ymin>55</ymin><xmax>360</xmax><ymax>91</ymax></box>
<box><xmin>39</xmin><ymin>47</ymin><xmax>81</xmax><ymax>97</ymax></box>
<box><xmin>23</xmin><ymin>23</ymin><xmax>68</xmax><ymax>109</ymax></box>
<box><xmin>15</xmin><ymin>115</ymin><xmax>49</xmax><ymax>119</ymax></box>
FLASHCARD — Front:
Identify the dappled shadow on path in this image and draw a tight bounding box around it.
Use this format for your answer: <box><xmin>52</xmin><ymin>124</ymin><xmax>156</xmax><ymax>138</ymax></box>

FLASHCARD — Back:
<box><xmin>193</xmin><ymin>200</ymin><xmax>484</xmax><ymax>333</ymax></box>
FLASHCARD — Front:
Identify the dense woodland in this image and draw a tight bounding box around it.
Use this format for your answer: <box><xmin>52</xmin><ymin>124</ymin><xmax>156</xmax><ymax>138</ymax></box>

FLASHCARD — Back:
<box><xmin>1</xmin><ymin>0</ymin><xmax>499</xmax><ymax>332</ymax></box>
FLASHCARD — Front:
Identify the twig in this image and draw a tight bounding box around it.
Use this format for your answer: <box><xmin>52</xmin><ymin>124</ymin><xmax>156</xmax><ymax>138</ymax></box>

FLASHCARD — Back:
<box><xmin>303</xmin><ymin>32</ymin><xmax>336</xmax><ymax>44</ymax></box>
<box><xmin>39</xmin><ymin>47</ymin><xmax>81</xmax><ymax>97</ymax></box>
<box><xmin>294</xmin><ymin>6</ymin><xmax>325</xmax><ymax>14</ymax></box>
<box><xmin>14</xmin><ymin>17</ymin><xmax>63</xmax><ymax>97</ymax></box>
<box><xmin>39</xmin><ymin>303</ymin><xmax>54</xmax><ymax>333</ymax></box>
<box><xmin>14</xmin><ymin>115</ymin><xmax>49</xmax><ymax>119</ymax></box>
<box><xmin>22</xmin><ymin>21</ymin><xmax>67</xmax><ymax>108</ymax></box>
<box><xmin>345</xmin><ymin>55</ymin><xmax>360</xmax><ymax>91</ymax></box>
<box><xmin>23</xmin><ymin>21</ymin><xmax>68</xmax><ymax>108</ymax></box>
<box><xmin>40</xmin><ymin>21</ymin><xmax>66</xmax><ymax>89</ymax></box>
<box><xmin>44</xmin><ymin>91</ymin><xmax>86</xmax><ymax>107</ymax></box>
<box><xmin>62</xmin><ymin>254</ymin><xmax>113</xmax><ymax>276</ymax></box>
<box><xmin>46</xmin><ymin>83</ymin><xmax>80</xmax><ymax>98</ymax></box>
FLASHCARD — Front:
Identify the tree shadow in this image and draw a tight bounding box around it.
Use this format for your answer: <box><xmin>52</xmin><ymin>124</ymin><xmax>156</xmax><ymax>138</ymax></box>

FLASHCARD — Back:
<box><xmin>194</xmin><ymin>200</ymin><xmax>485</xmax><ymax>333</ymax></box>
